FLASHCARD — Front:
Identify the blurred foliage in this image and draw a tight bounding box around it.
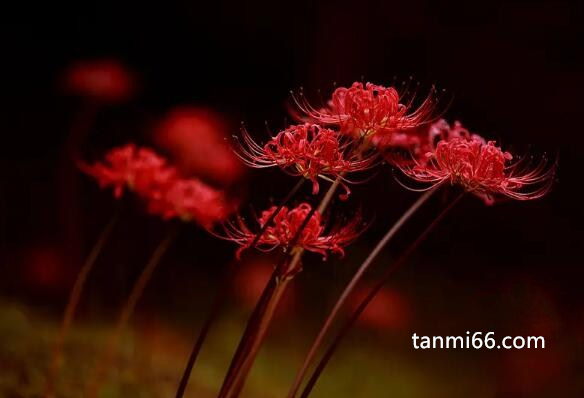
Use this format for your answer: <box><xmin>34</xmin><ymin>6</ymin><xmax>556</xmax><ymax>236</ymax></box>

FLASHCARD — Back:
<box><xmin>0</xmin><ymin>295</ymin><xmax>579</xmax><ymax>398</ymax></box>
<box><xmin>0</xmin><ymin>300</ymin><xmax>467</xmax><ymax>398</ymax></box>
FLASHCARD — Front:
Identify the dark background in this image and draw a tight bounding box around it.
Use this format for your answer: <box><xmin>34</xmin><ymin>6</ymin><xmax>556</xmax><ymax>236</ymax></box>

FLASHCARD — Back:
<box><xmin>0</xmin><ymin>1</ymin><xmax>582</xmax><ymax>397</ymax></box>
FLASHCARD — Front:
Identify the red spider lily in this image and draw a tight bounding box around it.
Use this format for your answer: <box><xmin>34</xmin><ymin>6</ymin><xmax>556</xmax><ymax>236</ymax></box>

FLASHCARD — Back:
<box><xmin>147</xmin><ymin>178</ymin><xmax>236</xmax><ymax>228</ymax></box>
<box><xmin>63</xmin><ymin>59</ymin><xmax>134</xmax><ymax>103</ymax></box>
<box><xmin>154</xmin><ymin>107</ymin><xmax>245</xmax><ymax>186</ymax></box>
<box><xmin>79</xmin><ymin>144</ymin><xmax>177</xmax><ymax>199</ymax></box>
<box><xmin>80</xmin><ymin>144</ymin><xmax>235</xmax><ymax>227</ymax></box>
<box><xmin>293</xmin><ymin>82</ymin><xmax>437</xmax><ymax>141</ymax></box>
<box><xmin>218</xmin><ymin>203</ymin><xmax>361</xmax><ymax>261</ymax></box>
<box><xmin>236</xmin><ymin>123</ymin><xmax>377</xmax><ymax>199</ymax></box>
<box><xmin>397</xmin><ymin>134</ymin><xmax>555</xmax><ymax>204</ymax></box>
<box><xmin>378</xmin><ymin>119</ymin><xmax>479</xmax><ymax>166</ymax></box>
<box><xmin>427</xmin><ymin>119</ymin><xmax>475</xmax><ymax>142</ymax></box>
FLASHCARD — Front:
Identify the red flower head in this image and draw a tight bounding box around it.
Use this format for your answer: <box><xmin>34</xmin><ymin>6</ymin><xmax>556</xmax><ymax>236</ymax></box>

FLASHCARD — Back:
<box><xmin>398</xmin><ymin>134</ymin><xmax>555</xmax><ymax>204</ymax></box>
<box><xmin>63</xmin><ymin>59</ymin><xmax>134</xmax><ymax>103</ymax></box>
<box><xmin>154</xmin><ymin>107</ymin><xmax>245</xmax><ymax>186</ymax></box>
<box><xmin>379</xmin><ymin>119</ymin><xmax>479</xmax><ymax>166</ymax></box>
<box><xmin>236</xmin><ymin>123</ymin><xmax>376</xmax><ymax>199</ymax></box>
<box><xmin>147</xmin><ymin>178</ymin><xmax>236</xmax><ymax>228</ymax></box>
<box><xmin>80</xmin><ymin>144</ymin><xmax>235</xmax><ymax>227</ymax></box>
<box><xmin>293</xmin><ymin>82</ymin><xmax>437</xmax><ymax>142</ymax></box>
<box><xmin>220</xmin><ymin>203</ymin><xmax>361</xmax><ymax>261</ymax></box>
<box><xmin>80</xmin><ymin>144</ymin><xmax>177</xmax><ymax>199</ymax></box>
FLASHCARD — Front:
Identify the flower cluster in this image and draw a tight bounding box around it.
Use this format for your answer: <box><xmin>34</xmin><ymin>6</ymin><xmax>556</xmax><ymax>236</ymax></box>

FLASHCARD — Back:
<box><xmin>228</xmin><ymin>82</ymin><xmax>554</xmax><ymax>256</ymax></box>
<box><xmin>63</xmin><ymin>61</ymin><xmax>559</xmax><ymax>398</ymax></box>
<box><xmin>294</xmin><ymin>82</ymin><xmax>438</xmax><ymax>140</ymax></box>
<box><xmin>377</xmin><ymin>118</ymin><xmax>480</xmax><ymax>166</ymax></box>
<box><xmin>220</xmin><ymin>203</ymin><xmax>361</xmax><ymax>261</ymax></box>
<box><xmin>237</xmin><ymin>123</ymin><xmax>376</xmax><ymax>198</ymax></box>
<box><xmin>236</xmin><ymin>82</ymin><xmax>441</xmax><ymax>202</ymax></box>
<box><xmin>397</xmin><ymin>124</ymin><xmax>555</xmax><ymax>204</ymax></box>
<box><xmin>288</xmin><ymin>81</ymin><xmax>446</xmax><ymax>170</ymax></box>
<box><xmin>80</xmin><ymin>144</ymin><xmax>235</xmax><ymax>227</ymax></box>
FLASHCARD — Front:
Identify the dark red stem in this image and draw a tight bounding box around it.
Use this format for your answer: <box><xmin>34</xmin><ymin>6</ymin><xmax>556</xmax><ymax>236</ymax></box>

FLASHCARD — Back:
<box><xmin>287</xmin><ymin>187</ymin><xmax>437</xmax><ymax>398</ymax></box>
<box><xmin>299</xmin><ymin>192</ymin><xmax>464</xmax><ymax>398</ymax></box>
<box><xmin>174</xmin><ymin>179</ymin><xmax>306</xmax><ymax>398</ymax></box>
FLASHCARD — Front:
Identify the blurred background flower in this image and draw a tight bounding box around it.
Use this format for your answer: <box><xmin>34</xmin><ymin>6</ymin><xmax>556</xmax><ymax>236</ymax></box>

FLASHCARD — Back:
<box><xmin>62</xmin><ymin>59</ymin><xmax>135</xmax><ymax>104</ymax></box>
<box><xmin>349</xmin><ymin>285</ymin><xmax>411</xmax><ymax>332</ymax></box>
<box><xmin>154</xmin><ymin>107</ymin><xmax>245</xmax><ymax>187</ymax></box>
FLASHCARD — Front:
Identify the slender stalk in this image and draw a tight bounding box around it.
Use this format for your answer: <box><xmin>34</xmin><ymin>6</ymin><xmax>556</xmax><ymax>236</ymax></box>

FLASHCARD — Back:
<box><xmin>174</xmin><ymin>179</ymin><xmax>305</xmax><ymax>398</ymax></box>
<box><xmin>59</xmin><ymin>101</ymin><xmax>100</xmax><ymax>265</ymax></box>
<box><xmin>218</xmin><ymin>177</ymin><xmax>342</xmax><ymax>398</ymax></box>
<box><xmin>44</xmin><ymin>212</ymin><xmax>119</xmax><ymax>398</ymax></box>
<box><xmin>216</xmin><ymin>185</ymin><xmax>314</xmax><ymax>398</ymax></box>
<box><xmin>300</xmin><ymin>192</ymin><xmax>465</xmax><ymax>398</ymax></box>
<box><xmin>224</xmin><ymin>251</ymin><xmax>299</xmax><ymax>398</ymax></box>
<box><xmin>287</xmin><ymin>187</ymin><xmax>438</xmax><ymax>398</ymax></box>
<box><xmin>85</xmin><ymin>226</ymin><xmax>178</xmax><ymax>398</ymax></box>
<box><xmin>225</xmin><ymin>275</ymin><xmax>292</xmax><ymax>398</ymax></box>
<box><xmin>217</xmin><ymin>244</ymin><xmax>311</xmax><ymax>398</ymax></box>
<box><xmin>316</xmin><ymin>177</ymin><xmax>342</xmax><ymax>214</ymax></box>
<box><xmin>216</xmin><ymin>262</ymin><xmax>283</xmax><ymax>398</ymax></box>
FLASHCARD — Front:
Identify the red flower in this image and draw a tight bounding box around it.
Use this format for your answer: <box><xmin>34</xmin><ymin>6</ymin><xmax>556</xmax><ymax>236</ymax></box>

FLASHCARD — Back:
<box><xmin>293</xmin><ymin>82</ymin><xmax>437</xmax><ymax>141</ymax></box>
<box><xmin>219</xmin><ymin>203</ymin><xmax>361</xmax><ymax>260</ymax></box>
<box><xmin>80</xmin><ymin>144</ymin><xmax>235</xmax><ymax>227</ymax></box>
<box><xmin>80</xmin><ymin>144</ymin><xmax>176</xmax><ymax>199</ymax></box>
<box><xmin>154</xmin><ymin>107</ymin><xmax>245</xmax><ymax>186</ymax></box>
<box><xmin>236</xmin><ymin>123</ymin><xmax>376</xmax><ymax>198</ymax></box>
<box><xmin>427</xmin><ymin>119</ymin><xmax>475</xmax><ymax>142</ymax></box>
<box><xmin>398</xmin><ymin>134</ymin><xmax>555</xmax><ymax>204</ymax></box>
<box><xmin>378</xmin><ymin>119</ymin><xmax>479</xmax><ymax>166</ymax></box>
<box><xmin>147</xmin><ymin>178</ymin><xmax>236</xmax><ymax>228</ymax></box>
<box><xmin>63</xmin><ymin>59</ymin><xmax>134</xmax><ymax>103</ymax></box>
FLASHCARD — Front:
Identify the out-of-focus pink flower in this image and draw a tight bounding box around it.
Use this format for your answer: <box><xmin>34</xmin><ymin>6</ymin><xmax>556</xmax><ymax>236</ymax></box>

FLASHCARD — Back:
<box><xmin>293</xmin><ymin>82</ymin><xmax>437</xmax><ymax>141</ymax></box>
<box><xmin>63</xmin><ymin>59</ymin><xmax>134</xmax><ymax>103</ymax></box>
<box><xmin>349</xmin><ymin>286</ymin><xmax>411</xmax><ymax>331</ymax></box>
<box><xmin>236</xmin><ymin>123</ymin><xmax>377</xmax><ymax>199</ymax></box>
<box><xmin>397</xmin><ymin>133</ymin><xmax>555</xmax><ymax>204</ymax></box>
<box><xmin>219</xmin><ymin>203</ymin><xmax>362</xmax><ymax>261</ymax></box>
<box><xmin>154</xmin><ymin>108</ymin><xmax>245</xmax><ymax>186</ymax></box>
